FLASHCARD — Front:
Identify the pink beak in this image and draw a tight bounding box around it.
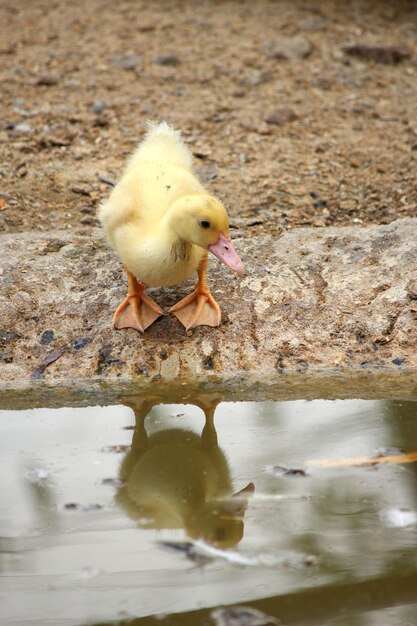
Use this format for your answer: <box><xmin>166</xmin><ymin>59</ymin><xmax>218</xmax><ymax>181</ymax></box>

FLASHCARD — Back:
<box><xmin>208</xmin><ymin>233</ymin><xmax>244</xmax><ymax>276</ymax></box>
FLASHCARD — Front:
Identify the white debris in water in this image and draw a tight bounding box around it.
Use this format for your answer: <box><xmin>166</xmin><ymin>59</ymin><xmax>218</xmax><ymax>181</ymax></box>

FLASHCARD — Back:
<box><xmin>137</xmin><ymin>517</ymin><xmax>156</xmax><ymax>527</ymax></box>
<box><xmin>73</xmin><ymin>566</ymin><xmax>102</xmax><ymax>580</ymax></box>
<box><xmin>161</xmin><ymin>539</ymin><xmax>317</xmax><ymax>570</ymax></box>
<box><xmin>23</xmin><ymin>466</ymin><xmax>51</xmax><ymax>484</ymax></box>
<box><xmin>380</xmin><ymin>508</ymin><xmax>417</xmax><ymax>528</ymax></box>
<box><xmin>249</xmin><ymin>492</ymin><xmax>312</xmax><ymax>502</ymax></box>
<box><xmin>194</xmin><ymin>541</ymin><xmax>318</xmax><ymax>570</ymax></box>
<box><xmin>191</xmin><ymin>541</ymin><xmax>278</xmax><ymax>566</ymax></box>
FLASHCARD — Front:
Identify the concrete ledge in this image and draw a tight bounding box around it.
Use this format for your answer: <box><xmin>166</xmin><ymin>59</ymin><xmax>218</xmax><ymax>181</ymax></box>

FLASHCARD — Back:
<box><xmin>0</xmin><ymin>218</ymin><xmax>416</xmax><ymax>385</ymax></box>
<box><xmin>1</xmin><ymin>369</ymin><xmax>417</xmax><ymax>410</ymax></box>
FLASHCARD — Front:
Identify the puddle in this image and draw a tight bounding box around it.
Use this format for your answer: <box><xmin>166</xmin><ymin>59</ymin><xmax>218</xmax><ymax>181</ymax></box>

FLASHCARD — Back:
<box><xmin>1</xmin><ymin>392</ymin><xmax>417</xmax><ymax>625</ymax></box>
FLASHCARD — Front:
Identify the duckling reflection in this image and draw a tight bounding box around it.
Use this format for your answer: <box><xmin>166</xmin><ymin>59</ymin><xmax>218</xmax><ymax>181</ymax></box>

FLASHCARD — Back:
<box><xmin>115</xmin><ymin>394</ymin><xmax>254</xmax><ymax>548</ymax></box>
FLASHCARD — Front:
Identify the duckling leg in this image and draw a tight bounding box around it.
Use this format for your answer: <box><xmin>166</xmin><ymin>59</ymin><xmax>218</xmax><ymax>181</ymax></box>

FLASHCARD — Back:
<box><xmin>113</xmin><ymin>268</ymin><xmax>164</xmax><ymax>333</ymax></box>
<box><xmin>170</xmin><ymin>254</ymin><xmax>221</xmax><ymax>330</ymax></box>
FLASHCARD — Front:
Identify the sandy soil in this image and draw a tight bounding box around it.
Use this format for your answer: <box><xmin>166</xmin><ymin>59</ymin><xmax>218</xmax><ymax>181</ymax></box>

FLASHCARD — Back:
<box><xmin>0</xmin><ymin>0</ymin><xmax>416</xmax><ymax>240</ymax></box>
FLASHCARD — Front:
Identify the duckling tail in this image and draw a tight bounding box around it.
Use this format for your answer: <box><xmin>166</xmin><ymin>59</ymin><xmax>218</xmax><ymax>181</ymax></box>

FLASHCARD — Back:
<box><xmin>126</xmin><ymin>121</ymin><xmax>193</xmax><ymax>173</ymax></box>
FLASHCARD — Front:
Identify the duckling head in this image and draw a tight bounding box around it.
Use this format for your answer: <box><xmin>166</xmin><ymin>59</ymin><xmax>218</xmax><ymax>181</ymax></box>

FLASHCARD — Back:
<box><xmin>185</xmin><ymin>484</ymin><xmax>254</xmax><ymax>548</ymax></box>
<box><xmin>169</xmin><ymin>194</ymin><xmax>244</xmax><ymax>276</ymax></box>
<box><xmin>185</xmin><ymin>499</ymin><xmax>245</xmax><ymax>548</ymax></box>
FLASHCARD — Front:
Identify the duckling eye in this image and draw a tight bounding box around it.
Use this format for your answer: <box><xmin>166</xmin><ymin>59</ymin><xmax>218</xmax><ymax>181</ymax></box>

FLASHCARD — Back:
<box><xmin>199</xmin><ymin>220</ymin><xmax>211</xmax><ymax>229</ymax></box>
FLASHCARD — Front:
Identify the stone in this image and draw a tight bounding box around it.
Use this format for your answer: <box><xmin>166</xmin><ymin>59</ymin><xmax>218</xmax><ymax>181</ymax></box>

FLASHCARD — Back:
<box><xmin>155</xmin><ymin>53</ymin><xmax>180</xmax><ymax>66</ymax></box>
<box><xmin>13</xmin><ymin>123</ymin><xmax>32</xmax><ymax>134</ymax></box>
<box><xmin>41</xmin><ymin>239</ymin><xmax>67</xmax><ymax>254</ymax></box>
<box><xmin>112</xmin><ymin>54</ymin><xmax>141</xmax><ymax>70</ymax></box>
<box><xmin>93</xmin><ymin>114</ymin><xmax>110</xmax><ymax>128</ymax></box>
<box><xmin>40</xmin><ymin>330</ymin><xmax>55</xmax><ymax>345</ymax></box>
<box><xmin>0</xmin><ymin>219</ymin><xmax>416</xmax><ymax>385</ymax></box>
<box><xmin>194</xmin><ymin>162</ymin><xmax>218</xmax><ymax>182</ymax></box>
<box><xmin>246</xmin><ymin>71</ymin><xmax>271</xmax><ymax>86</ymax></box>
<box><xmin>262</xmin><ymin>35</ymin><xmax>312</xmax><ymax>60</ymax></box>
<box><xmin>342</xmin><ymin>44</ymin><xmax>411</xmax><ymax>64</ymax></box>
<box><xmin>265</xmin><ymin>108</ymin><xmax>299</xmax><ymax>125</ymax></box>
<box><xmin>35</xmin><ymin>73</ymin><xmax>60</xmax><ymax>86</ymax></box>
<box><xmin>73</xmin><ymin>336</ymin><xmax>92</xmax><ymax>350</ymax></box>
<box><xmin>70</xmin><ymin>185</ymin><xmax>91</xmax><ymax>196</ymax></box>
<box><xmin>406</xmin><ymin>279</ymin><xmax>417</xmax><ymax>299</ymax></box>
<box><xmin>298</xmin><ymin>16</ymin><xmax>327</xmax><ymax>32</ymax></box>
<box><xmin>92</xmin><ymin>100</ymin><xmax>108</xmax><ymax>114</ymax></box>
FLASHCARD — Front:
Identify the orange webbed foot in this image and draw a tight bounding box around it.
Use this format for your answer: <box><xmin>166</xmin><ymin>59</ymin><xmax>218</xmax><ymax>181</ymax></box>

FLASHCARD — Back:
<box><xmin>113</xmin><ymin>293</ymin><xmax>164</xmax><ymax>333</ymax></box>
<box><xmin>113</xmin><ymin>269</ymin><xmax>164</xmax><ymax>333</ymax></box>
<box><xmin>170</xmin><ymin>288</ymin><xmax>221</xmax><ymax>330</ymax></box>
<box><xmin>170</xmin><ymin>253</ymin><xmax>221</xmax><ymax>331</ymax></box>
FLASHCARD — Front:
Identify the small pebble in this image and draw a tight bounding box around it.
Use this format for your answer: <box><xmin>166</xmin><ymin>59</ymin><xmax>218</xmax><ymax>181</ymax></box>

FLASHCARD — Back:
<box><xmin>36</xmin><ymin>73</ymin><xmax>60</xmax><ymax>86</ymax></box>
<box><xmin>203</xmin><ymin>356</ymin><xmax>214</xmax><ymax>369</ymax></box>
<box><xmin>42</xmin><ymin>239</ymin><xmax>66</xmax><ymax>254</ymax></box>
<box><xmin>80</xmin><ymin>216</ymin><xmax>99</xmax><ymax>225</ymax></box>
<box><xmin>155</xmin><ymin>53</ymin><xmax>180</xmax><ymax>66</ymax></box>
<box><xmin>265</xmin><ymin>108</ymin><xmax>298</xmax><ymax>126</ymax></box>
<box><xmin>71</xmin><ymin>185</ymin><xmax>91</xmax><ymax>196</ymax></box>
<box><xmin>246</xmin><ymin>71</ymin><xmax>270</xmax><ymax>86</ymax></box>
<box><xmin>406</xmin><ymin>279</ymin><xmax>417</xmax><ymax>299</ymax></box>
<box><xmin>93</xmin><ymin>114</ymin><xmax>109</xmax><ymax>127</ymax></box>
<box><xmin>112</xmin><ymin>54</ymin><xmax>141</xmax><ymax>70</ymax></box>
<box><xmin>73</xmin><ymin>336</ymin><xmax>91</xmax><ymax>350</ymax></box>
<box><xmin>98</xmin><ymin>175</ymin><xmax>116</xmax><ymax>186</ymax></box>
<box><xmin>92</xmin><ymin>100</ymin><xmax>108</xmax><ymax>114</ymax></box>
<box><xmin>298</xmin><ymin>16</ymin><xmax>326</xmax><ymax>32</ymax></box>
<box><xmin>262</xmin><ymin>34</ymin><xmax>312</xmax><ymax>60</ymax></box>
<box><xmin>41</xmin><ymin>330</ymin><xmax>54</xmax><ymax>345</ymax></box>
<box><xmin>195</xmin><ymin>162</ymin><xmax>218</xmax><ymax>182</ymax></box>
<box><xmin>13</xmin><ymin>122</ymin><xmax>32</xmax><ymax>134</ymax></box>
<box><xmin>342</xmin><ymin>44</ymin><xmax>411</xmax><ymax>64</ymax></box>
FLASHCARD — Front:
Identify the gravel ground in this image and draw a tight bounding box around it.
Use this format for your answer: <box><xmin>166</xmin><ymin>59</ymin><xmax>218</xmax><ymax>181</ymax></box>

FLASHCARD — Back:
<box><xmin>1</xmin><ymin>0</ymin><xmax>416</xmax><ymax>240</ymax></box>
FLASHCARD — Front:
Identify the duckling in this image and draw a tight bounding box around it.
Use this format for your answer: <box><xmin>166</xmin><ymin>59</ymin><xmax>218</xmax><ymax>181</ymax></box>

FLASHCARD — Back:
<box><xmin>98</xmin><ymin>121</ymin><xmax>244</xmax><ymax>332</ymax></box>
<box><xmin>116</xmin><ymin>394</ymin><xmax>254</xmax><ymax>548</ymax></box>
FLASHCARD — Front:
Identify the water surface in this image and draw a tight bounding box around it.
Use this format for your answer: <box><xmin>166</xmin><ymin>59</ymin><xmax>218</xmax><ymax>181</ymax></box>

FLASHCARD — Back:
<box><xmin>1</xmin><ymin>395</ymin><xmax>416</xmax><ymax>625</ymax></box>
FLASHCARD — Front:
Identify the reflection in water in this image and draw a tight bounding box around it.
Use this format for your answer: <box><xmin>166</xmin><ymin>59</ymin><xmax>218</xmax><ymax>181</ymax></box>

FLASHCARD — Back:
<box><xmin>1</xmin><ymin>397</ymin><xmax>416</xmax><ymax>626</ymax></box>
<box><xmin>116</xmin><ymin>394</ymin><xmax>254</xmax><ymax>548</ymax></box>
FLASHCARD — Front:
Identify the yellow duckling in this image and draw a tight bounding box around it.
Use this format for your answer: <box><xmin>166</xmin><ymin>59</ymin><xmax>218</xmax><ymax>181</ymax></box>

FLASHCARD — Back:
<box><xmin>98</xmin><ymin>121</ymin><xmax>244</xmax><ymax>332</ymax></box>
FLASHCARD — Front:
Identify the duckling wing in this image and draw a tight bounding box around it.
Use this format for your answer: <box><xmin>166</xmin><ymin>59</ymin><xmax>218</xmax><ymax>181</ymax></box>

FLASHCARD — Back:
<box><xmin>98</xmin><ymin>175</ymin><xmax>140</xmax><ymax>247</ymax></box>
<box><xmin>99</xmin><ymin>162</ymin><xmax>204</xmax><ymax>241</ymax></box>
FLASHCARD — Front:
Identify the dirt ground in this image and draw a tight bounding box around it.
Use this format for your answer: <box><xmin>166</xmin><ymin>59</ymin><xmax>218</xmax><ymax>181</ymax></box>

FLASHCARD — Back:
<box><xmin>0</xmin><ymin>0</ymin><xmax>416</xmax><ymax>240</ymax></box>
